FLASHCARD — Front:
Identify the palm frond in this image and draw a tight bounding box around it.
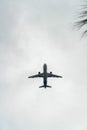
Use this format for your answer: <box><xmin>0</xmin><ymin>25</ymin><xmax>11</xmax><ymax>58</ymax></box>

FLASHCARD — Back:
<box><xmin>76</xmin><ymin>19</ymin><xmax>87</xmax><ymax>28</ymax></box>
<box><xmin>75</xmin><ymin>4</ymin><xmax>87</xmax><ymax>36</ymax></box>
<box><xmin>82</xmin><ymin>30</ymin><xmax>87</xmax><ymax>37</ymax></box>
<box><xmin>79</xmin><ymin>11</ymin><xmax>87</xmax><ymax>17</ymax></box>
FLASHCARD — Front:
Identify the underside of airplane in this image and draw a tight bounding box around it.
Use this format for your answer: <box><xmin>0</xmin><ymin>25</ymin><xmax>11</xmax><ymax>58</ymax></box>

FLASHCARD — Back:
<box><xmin>28</xmin><ymin>64</ymin><xmax>63</xmax><ymax>88</ymax></box>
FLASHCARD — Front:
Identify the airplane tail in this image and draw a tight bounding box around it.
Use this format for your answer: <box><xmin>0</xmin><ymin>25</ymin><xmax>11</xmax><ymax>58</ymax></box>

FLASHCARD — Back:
<box><xmin>39</xmin><ymin>85</ymin><xmax>52</xmax><ymax>88</ymax></box>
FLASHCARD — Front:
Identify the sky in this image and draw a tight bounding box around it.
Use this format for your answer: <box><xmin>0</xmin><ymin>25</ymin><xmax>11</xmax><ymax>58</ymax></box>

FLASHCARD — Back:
<box><xmin>0</xmin><ymin>0</ymin><xmax>87</xmax><ymax>130</ymax></box>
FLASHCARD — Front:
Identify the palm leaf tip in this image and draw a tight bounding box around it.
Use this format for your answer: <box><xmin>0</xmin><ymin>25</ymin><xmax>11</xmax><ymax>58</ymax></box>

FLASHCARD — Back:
<box><xmin>82</xmin><ymin>30</ymin><xmax>87</xmax><ymax>37</ymax></box>
<box><xmin>76</xmin><ymin>19</ymin><xmax>87</xmax><ymax>28</ymax></box>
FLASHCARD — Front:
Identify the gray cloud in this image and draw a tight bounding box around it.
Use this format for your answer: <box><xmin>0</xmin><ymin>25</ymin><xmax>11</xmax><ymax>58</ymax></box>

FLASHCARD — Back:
<box><xmin>0</xmin><ymin>0</ymin><xmax>87</xmax><ymax>130</ymax></box>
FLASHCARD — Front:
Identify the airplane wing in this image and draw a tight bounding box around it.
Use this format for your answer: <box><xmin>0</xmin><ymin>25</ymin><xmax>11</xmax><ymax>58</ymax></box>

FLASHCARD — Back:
<box><xmin>28</xmin><ymin>73</ymin><xmax>44</xmax><ymax>78</ymax></box>
<box><xmin>47</xmin><ymin>73</ymin><xmax>62</xmax><ymax>78</ymax></box>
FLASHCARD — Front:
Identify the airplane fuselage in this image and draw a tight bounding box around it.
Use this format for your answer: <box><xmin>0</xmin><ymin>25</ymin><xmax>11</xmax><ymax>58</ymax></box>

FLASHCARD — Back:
<box><xmin>43</xmin><ymin>64</ymin><xmax>47</xmax><ymax>88</ymax></box>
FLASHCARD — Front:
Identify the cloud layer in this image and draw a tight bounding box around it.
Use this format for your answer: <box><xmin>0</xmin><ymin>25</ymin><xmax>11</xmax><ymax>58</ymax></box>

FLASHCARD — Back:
<box><xmin>0</xmin><ymin>0</ymin><xmax>87</xmax><ymax>130</ymax></box>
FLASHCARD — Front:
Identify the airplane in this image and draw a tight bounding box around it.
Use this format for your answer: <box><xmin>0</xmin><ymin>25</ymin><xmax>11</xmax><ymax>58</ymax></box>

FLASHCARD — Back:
<box><xmin>28</xmin><ymin>64</ymin><xmax>63</xmax><ymax>88</ymax></box>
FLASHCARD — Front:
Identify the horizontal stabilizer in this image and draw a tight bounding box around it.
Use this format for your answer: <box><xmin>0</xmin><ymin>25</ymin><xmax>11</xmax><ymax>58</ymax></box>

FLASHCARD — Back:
<box><xmin>39</xmin><ymin>85</ymin><xmax>52</xmax><ymax>88</ymax></box>
<box><xmin>47</xmin><ymin>85</ymin><xmax>52</xmax><ymax>88</ymax></box>
<box><xmin>39</xmin><ymin>85</ymin><xmax>44</xmax><ymax>88</ymax></box>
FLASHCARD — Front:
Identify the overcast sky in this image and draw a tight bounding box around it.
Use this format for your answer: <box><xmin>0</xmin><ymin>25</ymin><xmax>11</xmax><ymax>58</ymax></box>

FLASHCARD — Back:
<box><xmin>0</xmin><ymin>0</ymin><xmax>87</xmax><ymax>130</ymax></box>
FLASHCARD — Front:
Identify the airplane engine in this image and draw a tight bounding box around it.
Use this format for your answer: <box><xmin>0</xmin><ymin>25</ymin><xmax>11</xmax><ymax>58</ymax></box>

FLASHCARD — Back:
<box><xmin>50</xmin><ymin>72</ymin><xmax>52</xmax><ymax>74</ymax></box>
<box><xmin>38</xmin><ymin>72</ymin><xmax>40</xmax><ymax>74</ymax></box>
